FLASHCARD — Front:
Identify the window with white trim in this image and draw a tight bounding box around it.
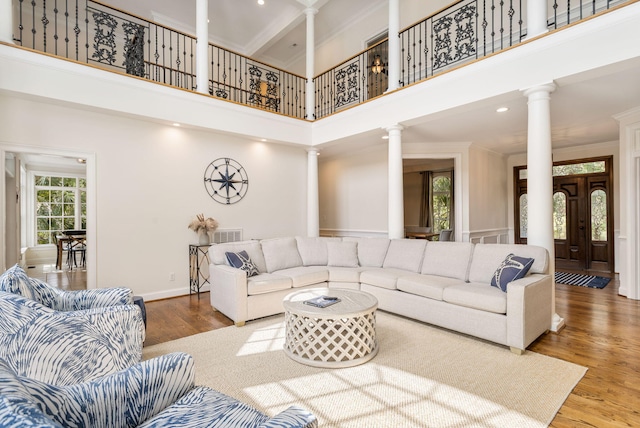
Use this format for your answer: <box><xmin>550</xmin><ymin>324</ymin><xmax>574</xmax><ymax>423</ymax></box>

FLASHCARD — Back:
<box><xmin>35</xmin><ymin>175</ymin><xmax>86</xmax><ymax>245</ymax></box>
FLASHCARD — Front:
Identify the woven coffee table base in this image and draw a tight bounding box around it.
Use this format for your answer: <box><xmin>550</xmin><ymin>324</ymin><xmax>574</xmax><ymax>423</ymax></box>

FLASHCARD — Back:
<box><xmin>284</xmin><ymin>310</ymin><xmax>378</xmax><ymax>368</ymax></box>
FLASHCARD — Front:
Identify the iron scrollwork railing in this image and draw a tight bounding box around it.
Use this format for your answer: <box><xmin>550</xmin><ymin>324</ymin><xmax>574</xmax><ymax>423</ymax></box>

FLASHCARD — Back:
<box><xmin>14</xmin><ymin>0</ymin><xmax>196</xmax><ymax>90</ymax></box>
<box><xmin>208</xmin><ymin>43</ymin><xmax>307</xmax><ymax>119</ymax></box>
<box><xmin>314</xmin><ymin>39</ymin><xmax>389</xmax><ymax>119</ymax></box>
<box><xmin>399</xmin><ymin>0</ymin><xmax>524</xmax><ymax>87</ymax></box>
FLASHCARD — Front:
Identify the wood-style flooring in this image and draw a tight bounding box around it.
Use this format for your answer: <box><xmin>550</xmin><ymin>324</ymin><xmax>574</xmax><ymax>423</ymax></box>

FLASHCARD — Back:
<box><xmin>26</xmin><ymin>265</ymin><xmax>640</xmax><ymax>427</ymax></box>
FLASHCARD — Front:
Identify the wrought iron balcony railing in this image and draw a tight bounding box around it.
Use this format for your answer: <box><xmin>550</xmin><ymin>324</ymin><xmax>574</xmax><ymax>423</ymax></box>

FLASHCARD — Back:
<box><xmin>10</xmin><ymin>0</ymin><xmax>631</xmax><ymax>121</ymax></box>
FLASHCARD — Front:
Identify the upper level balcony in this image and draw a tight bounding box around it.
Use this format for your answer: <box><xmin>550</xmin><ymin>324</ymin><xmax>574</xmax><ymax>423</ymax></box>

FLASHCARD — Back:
<box><xmin>6</xmin><ymin>0</ymin><xmax>634</xmax><ymax>124</ymax></box>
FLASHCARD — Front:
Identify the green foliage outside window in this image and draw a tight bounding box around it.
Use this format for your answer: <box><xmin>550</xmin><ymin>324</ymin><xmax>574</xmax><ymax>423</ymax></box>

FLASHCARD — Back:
<box><xmin>432</xmin><ymin>175</ymin><xmax>451</xmax><ymax>234</ymax></box>
<box><xmin>35</xmin><ymin>175</ymin><xmax>86</xmax><ymax>245</ymax></box>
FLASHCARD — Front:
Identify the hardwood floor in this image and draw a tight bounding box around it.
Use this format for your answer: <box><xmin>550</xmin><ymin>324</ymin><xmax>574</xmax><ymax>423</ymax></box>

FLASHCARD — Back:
<box><xmin>24</xmin><ymin>265</ymin><xmax>640</xmax><ymax>426</ymax></box>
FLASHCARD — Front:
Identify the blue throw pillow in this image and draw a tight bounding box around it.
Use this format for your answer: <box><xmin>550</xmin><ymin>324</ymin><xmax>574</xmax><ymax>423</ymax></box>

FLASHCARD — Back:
<box><xmin>490</xmin><ymin>253</ymin><xmax>534</xmax><ymax>292</ymax></box>
<box><xmin>225</xmin><ymin>251</ymin><xmax>260</xmax><ymax>277</ymax></box>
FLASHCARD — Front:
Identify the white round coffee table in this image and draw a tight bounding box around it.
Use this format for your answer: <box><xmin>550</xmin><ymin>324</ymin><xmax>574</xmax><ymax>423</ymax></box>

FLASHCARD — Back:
<box><xmin>282</xmin><ymin>288</ymin><xmax>378</xmax><ymax>368</ymax></box>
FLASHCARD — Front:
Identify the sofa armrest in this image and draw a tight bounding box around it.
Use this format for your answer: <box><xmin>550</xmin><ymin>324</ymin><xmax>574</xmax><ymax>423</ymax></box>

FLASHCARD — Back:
<box><xmin>210</xmin><ymin>264</ymin><xmax>249</xmax><ymax>325</ymax></box>
<box><xmin>19</xmin><ymin>352</ymin><xmax>195</xmax><ymax>428</ymax></box>
<box><xmin>257</xmin><ymin>406</ymin><xmax>318</xmax><ymax>428</ymax></box>
<box><xmin>506</xmin><ymin>273</ymin><xmax>553</xmax><ymax>351</ymax></box>
<box><xmin>0</xmin><ymin>293</ymin><xmax>144</xmax><ymax>386</ymax></box>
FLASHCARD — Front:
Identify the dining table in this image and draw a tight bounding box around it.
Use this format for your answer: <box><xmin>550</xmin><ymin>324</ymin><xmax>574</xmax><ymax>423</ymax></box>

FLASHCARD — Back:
<box><xmin>56</xmin><ymin>230</ymin><xmax>86</xmax><ymax>270</ymax></box>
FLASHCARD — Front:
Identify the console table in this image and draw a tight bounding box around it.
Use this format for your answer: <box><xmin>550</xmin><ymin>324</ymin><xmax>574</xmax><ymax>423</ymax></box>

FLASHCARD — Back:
<box><xmin>188</xmin><ymin>244</ymin><xmax>212</xmax><ymax>298</ymax></box>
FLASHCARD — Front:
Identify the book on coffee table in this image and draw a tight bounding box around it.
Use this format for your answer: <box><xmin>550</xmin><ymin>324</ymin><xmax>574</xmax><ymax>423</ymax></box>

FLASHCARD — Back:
<box><xmin>303</xmin><ymin>295</ymin><xmax>341</xmax><ymax>308</ymax></box>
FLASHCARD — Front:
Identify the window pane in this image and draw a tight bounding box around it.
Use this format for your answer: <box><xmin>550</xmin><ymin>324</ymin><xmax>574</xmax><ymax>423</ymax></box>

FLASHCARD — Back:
<box><xmin>63</xmin><ymin>191</ymin><xmax>75</xmax><ymax>203</ymax></box>
<box><xmin>36</xmin><ymin>202</ymin><xmax>51</xmax><ymax>216</ymax></box>
<box><xmin>553</xmin><ymin>192</ymin><xmax>567</xmax><ymax>239</ymax></box>
<box><xmin>591</xmin><ymin>190</ymin><xmax>607</xmax><ymax>241</ymax></box>
<box><xmin>519</xmin><ymin>194</ymin><xmax>527</xmax><ymax>238</ymax></box>
<box><xmin>51</xmin><ymin>190</ymin><xmax>63</xmax><ymax>203</ymax></box>
<box><xmin>63</xmin><ymin>177</ymin><xmax>76</xmax><ymax>187</ymax></box>
<box><xmin>50</xmin><ymin>177</ymin><xmax>63</xmax><ymax>187</ymax></box>
<box><xmin>37</xmin><ymin>190</ymin><xmax>50</xmax><ymax>202</ymax></box>
<box><xmin>51</xmin><ymin>203</ymin><xmax>62</xmax><ymax>216</ymax></box>
<box><xmin>517</xmin><ymin>161</ymin><xmax>606</xmax><ymax>180</ymax></box>
<box><xmin>79</xmin><ymin>178</ymin><xmax>87</xmax><ymax>188</ymax></box>
<box><xmin>64</xmin><ymin>218</ymin><xmax>75</xmax><ymax>230</ymax></box>
<box><xmin>432</xmin><ymin>176</ymin><xmax>451</xmax><ymax>233</ymax></box>
<box><xmin>35</xmin><ymin>176</ymin><xmax>49</xmax><ymax>186</ymax></box>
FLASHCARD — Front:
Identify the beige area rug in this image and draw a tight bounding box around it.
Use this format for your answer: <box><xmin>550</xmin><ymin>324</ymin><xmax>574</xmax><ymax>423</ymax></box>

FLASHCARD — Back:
<box><xmin>143</xmin><ymin>312</ymin><xmax>586</xmax><ymax>427</ymax></box>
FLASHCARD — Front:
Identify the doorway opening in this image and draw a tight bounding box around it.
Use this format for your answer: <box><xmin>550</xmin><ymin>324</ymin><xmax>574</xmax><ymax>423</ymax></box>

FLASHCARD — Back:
<box><xmin>514</xmin><ymin>156</ymin><xmax>614</xmax><ymax>275</ymax></box>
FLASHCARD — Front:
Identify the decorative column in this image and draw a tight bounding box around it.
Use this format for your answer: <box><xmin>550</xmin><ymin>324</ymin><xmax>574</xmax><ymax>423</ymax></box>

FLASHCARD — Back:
<box><xmin>386</xmin><ymin>124</ymin><xmax>405</xmax><ymax>239</ymax></box>
<box><xmin>387</xmin><ymin>0</ymin><xmax>400</xmax><ymax>92</ymax></box>
<box><xmin>305</xmin><ymin>7</ymin><xmax>318</xmax><ymax>119</ymax></box>
<box><xmin>522</xmin><ymin>82</ymin><xmax>565</xmax><ymax>332</ymax></box>
<box><xmin>0</xmin><ymin>0</ymin><xmax>13</xmax><ymax>44</ymax></box>
<box><xmin>526</xmin><ymin>1</ymin><xmax>548</xmax><ymax>40</ymax></box>
<box><xmin>307</xmin><ymin>148</ymin><xmax>320</xmax><ymax>237</ymax></box>
<box><xmin>195</xmin><ymin>0</ymin><xmax>209</xmax><ymax>94</ymax></box>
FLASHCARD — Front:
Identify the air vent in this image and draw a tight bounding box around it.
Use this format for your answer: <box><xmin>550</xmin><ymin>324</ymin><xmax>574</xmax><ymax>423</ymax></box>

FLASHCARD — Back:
<box><xmin>213</xmin><ymin>229</ymin><xmax>243</xmax><ymax>244</ymax></box>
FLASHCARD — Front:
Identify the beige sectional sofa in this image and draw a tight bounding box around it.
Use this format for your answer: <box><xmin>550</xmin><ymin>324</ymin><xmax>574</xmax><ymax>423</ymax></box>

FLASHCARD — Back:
<box><xmin>208</xmin><ymin>237</ymin><xmax>552</xmax><ymax>353</ymax></box>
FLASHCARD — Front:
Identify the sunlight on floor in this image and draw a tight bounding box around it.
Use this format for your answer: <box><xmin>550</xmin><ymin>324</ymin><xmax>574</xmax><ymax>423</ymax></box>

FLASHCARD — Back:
<box><xmin>236</xmin><ymin>321</ymin><xmax>287</xmax><ymax>356</ymax></box>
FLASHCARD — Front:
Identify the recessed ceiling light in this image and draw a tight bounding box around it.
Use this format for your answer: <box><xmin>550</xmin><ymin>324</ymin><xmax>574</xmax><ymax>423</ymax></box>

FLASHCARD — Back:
<box><xmin>173</xmin><ymin>123</ymin><xmax>181</xmax><ymax>127</ymax></box>
<box><xmin>260</xmin><ymin>138</ymin><xmax>267</xmax><ymax>142</ymax></box>
<box><xmin>258</xmin><ymin>0</ymin><xmax>264</xmax><ymax>5</ymax></box>
<box><xmin>382</xmin><ymin>135</ymin><xmax>389</xmax><ymax>140</ymax></box>
<box><xmin>496</xmin><ymin>107</ymin><xmax>509</xmax><ymax>113</ymax></box>
<box><xmin>77</xmin><ymin>158</ymin><xmax>86</xmax><ymax>164</ymax></box>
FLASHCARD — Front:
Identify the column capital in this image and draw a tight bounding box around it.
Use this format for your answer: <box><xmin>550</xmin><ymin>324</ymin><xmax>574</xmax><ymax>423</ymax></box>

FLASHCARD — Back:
<box><xmin>306</xmin><ymin>148</ymin><xmax>320</xmax><ymax>154</ymax></box>
<box><xmin>304</xmin><ymin>7</ymin><xmax>318</xmax><ymax>16</ymax></box>
<box><xmin>521</xmin><ymin>82</ymin><xmax>557</xmax><ymax>98</ymax></box>
<box><xmin>384</xmin><ymin>124</ymin><xmax>405</xmax><ymax>134</ymax></box>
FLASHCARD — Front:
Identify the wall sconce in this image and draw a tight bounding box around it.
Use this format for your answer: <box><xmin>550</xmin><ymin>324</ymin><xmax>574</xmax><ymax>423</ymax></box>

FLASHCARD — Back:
<box><xmin>370</xmin><ymin>55</ymin><xmax>385</xmax><ymax>75</ymax></box>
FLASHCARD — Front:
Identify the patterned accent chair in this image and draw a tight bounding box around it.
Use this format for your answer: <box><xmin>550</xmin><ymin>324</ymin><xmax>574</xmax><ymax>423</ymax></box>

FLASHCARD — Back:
<box><xmin>0</xmin><ymin>352</ymin><xmax>318</xmax><ymax>428</ymax></box>
<box><xmin>0</xmin><ymin>264</ymin><xmax>135</xmax><ymax>311</ymax></box>
<box><xmin>0</xmin><ymin>291</ymin><xmax>144</xmax><ymax>386</ymax></box>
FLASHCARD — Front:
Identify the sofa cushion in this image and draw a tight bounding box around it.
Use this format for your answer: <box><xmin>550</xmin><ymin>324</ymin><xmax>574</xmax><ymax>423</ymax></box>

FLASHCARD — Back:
<box><xmin>420</xmin><ymin>242</ymin><xmax>475</xmax><ymax>281</ymax></box>
<box><xmin>327</xmin><ymin>241</ymin><xmax>359</xmax><ymax>267</ymax></box>
<box><xmin>327</xmin><ymin>267</ymin><xmax>363</xmax><ymax>283</ymax></box>
<box><xmin>397</xmin><ymin>274</ymin><xmax>467</xmax><ymax>301</ymax></box>
<box><xmin>491</xmin><ymin>253</ymin><xmax>534</xmax><ymax>292</ymax></box>
<box><xmin>209</xmin><ymin>241</ymin><xmax>267</xmax><ymax>273</ymax></box>
<box><xmin>442</xmin><ymin>283</ymin><xmax>507</xmax><ymax>314</ymax></box>
<box><xmin>295</xmin><ymin>236</ymin><xmax>340</xmax><ymax>266</ymax></box>
<box><xmin>360</xmin><ymin>268</ymin><xmax>414</xmax><ymax>290</ymax></box>
<box><xmin>261</xmin><ymin>237</ymin><xmax>303</xmax><ymax>273</ymax></box>
<box><xmin>273</xmin><ymin>266</ymin><xmax>328</xmax><ymax>288</ymax></box>
<box><xmin>247</xmin><ymin>273</ymin><xmax>292</xmax><ymax>296</ymax></box>
<box><xmin>468</xmin><ymin>244</ymin><xmax>548</xmax><ymax>284</ymax></box>
<box><xmin>342</xmin><ymin>237</ymin><xmax>390</xmax><ymax>267</ymax></box>
<box><xmin>382</xmin><ymin>239</ymin><xmax>427</xmax><ymax>272</ymax></box>
<box><xmin>225</xmin><ymin>251</ymin><xmax>260</xmax><ymax>277</ymax></box>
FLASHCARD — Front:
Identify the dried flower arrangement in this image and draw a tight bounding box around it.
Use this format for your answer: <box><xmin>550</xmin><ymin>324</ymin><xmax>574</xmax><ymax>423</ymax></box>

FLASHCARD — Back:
<box><xmin>188</xmin><ymin>214</ymin><xmax>219</xmax><ymax>235</ymax></box>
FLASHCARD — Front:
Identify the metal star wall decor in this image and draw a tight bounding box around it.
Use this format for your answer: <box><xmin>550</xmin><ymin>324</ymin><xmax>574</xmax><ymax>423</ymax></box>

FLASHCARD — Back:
<box><xmin>203</xmin><ymin>158</ymin><xmax>249</xmax><ymax>204</ymax></box>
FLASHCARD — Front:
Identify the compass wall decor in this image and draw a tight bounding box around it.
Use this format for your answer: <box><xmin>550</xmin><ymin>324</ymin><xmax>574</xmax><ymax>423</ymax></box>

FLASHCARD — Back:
<box><xmin>203</xmin><ymin>158</ymin><xmax>249</xmax><ymax>204</ymax></box>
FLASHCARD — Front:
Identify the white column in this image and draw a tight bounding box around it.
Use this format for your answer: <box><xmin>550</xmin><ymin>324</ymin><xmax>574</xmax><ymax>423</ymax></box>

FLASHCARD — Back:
<box><xmin>522</xmin><ymin>82</ymin><xmax>565</xmax><ymax>332</ymax></box>
<box><xmin>387</xmin><ymin>0</ymin><xmax>400</xmax><ymax>92</ymax></box>
<box><xmin>386</xmin><ymin>124</ymin><xmax>405</xmax><ymax>239</ymax></box>
<box><xmin>305</xmin><ymin>7</ymin><xmax>317</xmax><ymax>119</ymax></box>
<box><xmin>526</xmin><ymin>1</ymin><xmax>548</xmax><ymax>40</ymax></box>
<box><xmin>196</xmin><ymin>0</ymin><xmax>209</xmax><ymax>94</ymax></box>
<box><xmin>307</xmin><ymin>148</ymin><xmax>320</xmax><ymax>237</ymax></box>
<box><xmin>0</xmin><ymin>0</ymin><xmax>14</xmax><ymax>44</ymax></box>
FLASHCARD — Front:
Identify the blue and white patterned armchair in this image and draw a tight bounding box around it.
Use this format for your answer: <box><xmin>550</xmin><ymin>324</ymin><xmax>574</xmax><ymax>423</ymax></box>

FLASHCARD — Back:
<box><xmin>0</xmin><ymin>352</ymin><xmax>318</xmax><ymax>428</ymax></box>
<box><xmin>0</xmin><ymin>264</ymin><xmax>134</xmax><ymax>311</ymax></box>
<box><xmin>0</xmin><ymin>291</ymin><xmax>144</xmax><ymax>385</ymax></box>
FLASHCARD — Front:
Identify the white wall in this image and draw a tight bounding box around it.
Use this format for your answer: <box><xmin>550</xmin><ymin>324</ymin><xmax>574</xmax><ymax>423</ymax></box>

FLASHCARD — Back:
<box><xmin>319</xmin><ymin>145</ymin><xmax>388</xmax><ymax>236</ymax></box>
<box><xmin>468</xmin><ymin>146</ymin><xmax>509</xmax><ymax>242</ymax></box>
<box><xmin>0</xmin><ymin>95</ymin><xmax>308</xmax><ymax>300</ymax></box>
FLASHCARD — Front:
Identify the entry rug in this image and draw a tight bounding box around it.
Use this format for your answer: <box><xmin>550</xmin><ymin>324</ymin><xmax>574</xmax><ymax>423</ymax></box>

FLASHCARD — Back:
<box><xmin>555</xmin><ymin>271</ymin><xmax>610</xmax><ymax>289</ymax></box>
<box><xmin>144</xmin><ymin>312</ymin><xmax>587</xmax><ymax>427</ymax></box>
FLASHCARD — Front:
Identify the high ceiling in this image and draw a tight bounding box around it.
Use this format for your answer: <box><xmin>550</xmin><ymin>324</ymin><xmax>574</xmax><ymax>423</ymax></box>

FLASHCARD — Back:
<box><xmin>99</xmin><ymin>0</ymin><xmax>639</xmax><ymax>157</ymax></box>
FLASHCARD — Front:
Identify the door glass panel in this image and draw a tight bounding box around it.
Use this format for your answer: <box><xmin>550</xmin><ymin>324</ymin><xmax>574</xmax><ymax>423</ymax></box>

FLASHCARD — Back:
<box><xmin>591</xmin><ymin>189</ymin><xmax>607</xmax><ymax>241</ymax></box>
<box><xmin>553</xmin><ymin>192</ymin><xmax>567</xmax><ymax>239</ymax></box>
<box><xmin>519</xmin><ymin>194</ymin><xmax>527</xmax><ymax>238</ymax></box>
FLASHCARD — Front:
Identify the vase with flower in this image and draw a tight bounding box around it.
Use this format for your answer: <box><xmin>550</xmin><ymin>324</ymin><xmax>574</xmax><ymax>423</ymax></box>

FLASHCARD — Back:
<box><xmin>188</xmin><ymin>214</ymin><xmax>219</xmax><ymax>245</ymax></box>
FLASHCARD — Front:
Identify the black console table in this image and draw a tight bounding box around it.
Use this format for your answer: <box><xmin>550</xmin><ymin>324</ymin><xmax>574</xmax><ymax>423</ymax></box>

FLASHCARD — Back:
<box><xmin>189</xmin><ymin>244</ymin><xmax>212</xmax><ymax>298</ymax></box>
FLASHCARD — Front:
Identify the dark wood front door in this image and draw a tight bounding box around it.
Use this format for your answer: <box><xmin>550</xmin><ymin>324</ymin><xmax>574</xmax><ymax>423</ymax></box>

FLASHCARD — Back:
<box><xmin>515</xmin><ymin>157</ymin><xmax>614</xmax><ymax>275</ymax></box>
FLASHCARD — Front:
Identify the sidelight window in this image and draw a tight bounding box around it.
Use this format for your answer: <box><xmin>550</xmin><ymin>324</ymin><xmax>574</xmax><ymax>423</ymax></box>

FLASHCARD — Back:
<box><xmin>553</xmin><ymin>192</ymin><xmax>567</xmax><ymax>239</ymax></box>
<box><xmin>591</xmin><ymin>189</ymin><xmax>607</xmax><ymax>241</ymax></box>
